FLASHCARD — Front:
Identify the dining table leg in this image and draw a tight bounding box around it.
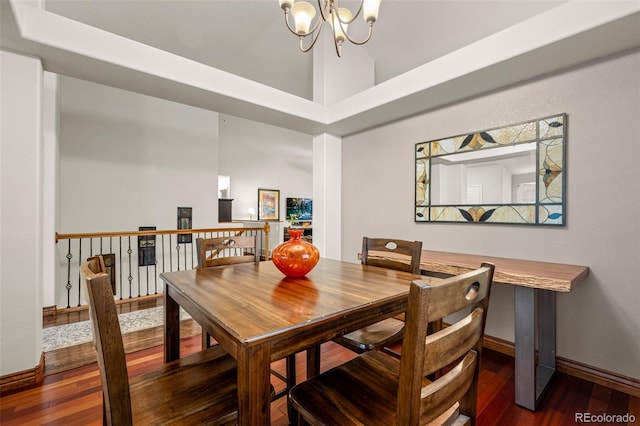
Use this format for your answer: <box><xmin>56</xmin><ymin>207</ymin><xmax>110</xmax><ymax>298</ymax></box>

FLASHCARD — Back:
<box><xmin>237</xmin><ymin>344</ymin><xmax>272</xmax><ymax>426</ymax></box>
<box><xmin>306</xmin><ymin>345</ymin><xmax>321</xmax><ymax>378</ymax></box>
<box><xmin>163</xmin><ymin>283</ymin><xmax>181</xmax><ymax>362</ymax></box>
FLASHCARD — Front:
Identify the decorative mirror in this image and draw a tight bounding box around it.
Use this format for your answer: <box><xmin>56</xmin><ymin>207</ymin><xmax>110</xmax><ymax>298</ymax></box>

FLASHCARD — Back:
<box><xmin>415</xmin><ymin>114</ymin><xmax>566</xmax><ymax>225</ymax></box>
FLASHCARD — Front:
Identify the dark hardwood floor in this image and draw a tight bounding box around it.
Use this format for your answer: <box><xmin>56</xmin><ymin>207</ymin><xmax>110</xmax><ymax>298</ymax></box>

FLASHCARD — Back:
<box><xmin>1</xmin><ymin>305</ymin><xmax>638</xmax><ymax>425</ymax></box>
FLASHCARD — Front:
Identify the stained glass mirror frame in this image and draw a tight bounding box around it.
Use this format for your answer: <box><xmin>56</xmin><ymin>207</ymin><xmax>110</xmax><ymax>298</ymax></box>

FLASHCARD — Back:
<box><xmin>415</xmin><ymin>113</ymin><xmax>567</xmax><ymax>226</ymax></box>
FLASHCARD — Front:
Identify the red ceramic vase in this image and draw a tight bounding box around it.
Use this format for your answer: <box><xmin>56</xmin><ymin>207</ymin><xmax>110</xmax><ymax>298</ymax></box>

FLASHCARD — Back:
<box><xmin>272</xmin><ymin>229</ymin><xmax>320</xmax><ymax>277</ymax></box>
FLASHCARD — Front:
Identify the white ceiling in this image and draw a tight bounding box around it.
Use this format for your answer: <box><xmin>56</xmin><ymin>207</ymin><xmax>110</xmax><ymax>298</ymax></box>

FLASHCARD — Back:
<box><xmin>2</xmin><ymin>0</ymin><xmax>640</xmax><ymax>136</ymax></box>
<box><xmin>40</xmin><ymin>0</ymin><xmax>567</xmax><ymax>100</ymax></box>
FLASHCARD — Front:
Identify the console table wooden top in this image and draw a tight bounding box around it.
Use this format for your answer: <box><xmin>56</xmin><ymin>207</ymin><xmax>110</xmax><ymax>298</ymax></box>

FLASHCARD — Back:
<box><xmin>419</xmin><ymin>250</ymin><xmax>589</xmax><ymax>292</ymax></box>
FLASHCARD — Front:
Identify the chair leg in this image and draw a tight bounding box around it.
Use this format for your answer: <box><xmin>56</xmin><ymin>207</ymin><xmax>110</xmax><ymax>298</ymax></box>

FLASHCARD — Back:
<box><xmin>286</xmin><ymin>354</ymin><xmax>298</xmax><ymax>425</ymax></box>
<box><xmin>102</xmin><ymin>394</ymin><xmax>108</xmax><ymax>426</ymax></box>
<box><xmin>201</xmin><ymin>330</ymin><xmax>213</xmax><ymax>349</ymax></box>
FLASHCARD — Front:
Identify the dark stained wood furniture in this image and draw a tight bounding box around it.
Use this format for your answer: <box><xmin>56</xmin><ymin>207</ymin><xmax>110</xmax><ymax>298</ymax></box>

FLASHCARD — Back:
<box><xmin>363</xmin><ymin>249</ymin><xmax>589</xmax><ymax>409</ymax></box>
<box><xmin>380</xmin><ymin>249</ymin><xmax>586</xmax><ymax>411</ymax></box>
<box><xmin>196</xmin><ymin>235</ymin><xmax>260</xmax><ymax>269</ymax></box>
<box><xmin>162</xmin><ymin>258</ymin><xmax>430</xmax><ymax>426</ymax></box>
<box><xmin>196</xmin><ymin>235</ymin><xmax>261</xmax><ymax>349</ymax></box>
<box><xmin>81</xmin><ymin>256</ymin><xmax>239</xmax><ymax>425</ymax></box>
<box><xmin>289</xmin><ymin>263</ymin><xmax>495</xmax><ymax>425</ymax></box>
<box><xmin>196</xmin><ymin>235</ymin><xmax>296</xmax><ymax>403</ymax></box>
<box><xmin>336</xmin><ymin>237</ymin><xmax>423</xmax><ymax>355</ymax></box>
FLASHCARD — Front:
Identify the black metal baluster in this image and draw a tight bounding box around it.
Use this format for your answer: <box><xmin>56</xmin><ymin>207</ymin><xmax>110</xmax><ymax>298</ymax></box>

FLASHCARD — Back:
<box><xmin>161</xmin><ymin>234</ymin><xmax>166</xmax><ymax>273</ymax></box>
<box><xmin>119</xmin><ymin>236</ymin><xmax>123</xmax><ymax>300</ymax></box>
<box><xmin>190</xmin><ymin>233</ymin><xmax>194</xmax><ymax>269</ymax></box>
<box><xmin>77</xmin><ymin>238</ymin><xmax>82</xmax><ymax>307</ymax></box>
<box><xmin>153</xmin><ymin>259</ymin><xmax>158</xmax><ymax>294</ymax></box>
<box><xmin>127</xmin><ymin>236</ymin><xmax>133</xmax><ymax>298</ymax></box>
<box><xmin>176</xmin><ymin>239</ymin><xmax>180</xmax><ymax>271</ymax></box>
<box><xmin>145</xmin><ymin>261</ymin><xmax>149</xmax><ymax>296</ymax></box>
<box><xmin>65</xmin><ymin>239</ymin><xmax>72</xmax><ymax>309</ymax></box>
<box><xmin>169</xmin><ymin>234</ymin><xmax>173</xmax><ymax>271</ymax></box>
<box><xmin>184</xmin><ymin>237</ymin><xmax>188</xmax><ymax>270</ymax></box>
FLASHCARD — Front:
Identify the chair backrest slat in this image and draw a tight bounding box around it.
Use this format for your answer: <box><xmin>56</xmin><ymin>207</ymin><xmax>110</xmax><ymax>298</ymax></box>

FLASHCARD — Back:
<box><xmin>396</xmin><ymin>262</ymin><xmax>494</xmax><ymax>425</ymax></box>
<box><xmin>419</xmin><ymin>351</ymin><xmax>477</xmax><ymax>424</ymax></box>
<box><xmin>422</xmin><ymin>308</ymin><xmax>484</xmax><ymax>376</ymax></box>
<box><xmin>81</xmin><ymin>256</ymin><xmax>133</xmax><ymax>425</ymax></box>
<box><xmin>361</xmin><ymin>237</ymin><xmax>422</xmax><ymax>274</ymax></box>
<box><xmin>196</xmin><ymin>235</ymin><xmax>260</xmax><ymax>269</ymax></box>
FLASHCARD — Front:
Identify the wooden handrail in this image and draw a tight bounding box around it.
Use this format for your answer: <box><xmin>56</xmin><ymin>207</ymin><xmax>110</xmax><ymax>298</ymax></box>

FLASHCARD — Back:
<box><xmin>56</xmin><ymin>223</ymin><xmax>272</xmax><ymax>259</ymax></box>
<box><xmin>56</xmin><ymin>225</ymin><xmax>268</xmax><ymax>241</ymax></box>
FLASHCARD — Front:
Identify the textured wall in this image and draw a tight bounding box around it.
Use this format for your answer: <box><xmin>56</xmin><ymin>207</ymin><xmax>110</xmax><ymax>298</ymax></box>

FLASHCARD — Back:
<box><xmin>341</xmin><ymin>50</ymin><xmax>640</xmax><ymax>378</ymax></box>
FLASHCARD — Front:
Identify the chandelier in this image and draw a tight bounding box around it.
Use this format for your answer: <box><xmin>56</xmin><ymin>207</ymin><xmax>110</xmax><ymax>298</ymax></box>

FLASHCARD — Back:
<box><xmin>278</xmin><ymin>0</ymin><xmax>382</xmax><ymax>57</ymax></box>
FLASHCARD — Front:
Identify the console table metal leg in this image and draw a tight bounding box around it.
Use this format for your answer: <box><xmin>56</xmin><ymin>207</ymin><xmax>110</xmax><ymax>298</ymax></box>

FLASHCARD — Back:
<box><xmin>515</xmin><ymin>286</ymin><xmax>536</xmax><ymax>410</ymax></box>
<box><xmin>537</xmin><ymin>289</ymin><xmax>557</xmax><ymax>402</ymax></box>
<box><xmin>514</xmin><ymin>286</ymin><xmax>557</xmax><ymax>410</ymax></box>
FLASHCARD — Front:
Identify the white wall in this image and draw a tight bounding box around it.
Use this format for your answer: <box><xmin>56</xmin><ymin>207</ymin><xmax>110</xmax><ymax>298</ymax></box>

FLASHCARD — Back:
<box><xmin>42</xmin><ymin>72</ymin><xmax>59</xmax><ymax>308</ymax></box>
<box><xmin>0</xmin><ymin>50</ymin><xmax>44</xmax><ymax>375</ymax></box>
<box><xmin>218</xmin><ymin>114</ymin><xmax>313</xmax><ymax>223</ymax></box>
<box><xmin>58</xmin><ymin>76</ymin><xmax>220</xmax><ymax>232</ymax></box>
<box><xmin>342</xmin><ymin>50</ymin><xmax>640</xmax><ymax>379</ymax></box>
<box><xmin>56</xmin><ymin>76</ymin><xmax>220</xmax><ymax>306</ymax></box>
<box><xmin>467</xmin><ymin>164</ymin><xmax>509</xmax><ymax>204</ymax></box>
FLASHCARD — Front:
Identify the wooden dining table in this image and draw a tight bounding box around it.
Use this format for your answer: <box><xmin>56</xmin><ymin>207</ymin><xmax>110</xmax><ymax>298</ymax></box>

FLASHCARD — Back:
<box><xmin>161</xmin><ymin>258</ymin><xmax>426</xmax><ymax>425</ymax></box>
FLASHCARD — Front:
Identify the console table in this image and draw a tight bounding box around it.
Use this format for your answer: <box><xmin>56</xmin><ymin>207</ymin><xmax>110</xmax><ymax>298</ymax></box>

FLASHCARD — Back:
<box><xmin>419</xmin><ymin>250</ymin><xmax>589</xmax><ymax>410</ymax></box>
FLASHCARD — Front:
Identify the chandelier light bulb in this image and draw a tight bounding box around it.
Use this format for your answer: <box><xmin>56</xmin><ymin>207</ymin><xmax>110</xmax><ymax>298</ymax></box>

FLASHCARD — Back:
<box><xmin>362</xmin><ymin>0</ymin><xmax>381</xmax><ymax>23</ymax></box>
<box><xmin>331</xmin><ymin>7</ymin><xmax>352</xmax><ymax>42</ymax></box>
<box><xmin>292</xmin><ymin>2</ymin><xmax>316</xmax><ymax>34</ymax></box>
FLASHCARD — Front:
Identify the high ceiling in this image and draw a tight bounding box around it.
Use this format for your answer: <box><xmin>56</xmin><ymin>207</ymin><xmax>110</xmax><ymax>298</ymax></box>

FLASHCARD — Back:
<box><xmin>41</xmin><ymin>0</ymin><xmax>566</xmax><ymax>100</ymax></box>
<box><xmin>2</xmin><ymin>0</ymin><xmax>640</xmax><ymax>135</ymax></box>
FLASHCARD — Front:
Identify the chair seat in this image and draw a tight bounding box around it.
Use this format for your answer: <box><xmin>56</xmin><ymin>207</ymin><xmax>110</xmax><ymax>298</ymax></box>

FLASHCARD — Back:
<box><xmin>130</xmin><ymin>345</ymin><xmax>238</xmax><ymax>425</ymax></box>
<box><xmin>338</xmin><ymin>317</ymin><xmax>405</xmax><ymax>353</ymax></box>
<box><xmin>289</xmin><ymin>350</ymin><xmax>429</xmax><ymax>426</ymax></box>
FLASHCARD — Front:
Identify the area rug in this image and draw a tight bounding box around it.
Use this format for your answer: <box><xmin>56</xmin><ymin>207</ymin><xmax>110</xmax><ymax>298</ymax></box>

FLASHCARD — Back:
<box><xmin>42</xmin><ymin>307</ymin><xmax>191</xmax><ymax>352</ymax></box>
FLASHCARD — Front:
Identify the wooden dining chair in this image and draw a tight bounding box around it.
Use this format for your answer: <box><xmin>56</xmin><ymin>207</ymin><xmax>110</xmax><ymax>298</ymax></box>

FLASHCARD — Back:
<box><xmin>196</xmin><ymin>234</ymin><xmax>261</xmax><ymax>268</ymax></box>
<box><xmin>197</xmin><ymin>235</ymin><xmax>261</xmax><ymax>348</ymax></box>
<box><xmin>335</xmin><ymin>237</ymin><xmax>423</xmax><ymax>354</ymax></box>
<box><xmin>80</xmin><ymin>256</ymin><xmax>239</xmax><ymax>425</ymax></box>
<box><xmin>289</xmin><ymin>262</ymin><xmax>495</xmax><ymax>426</ymax></box>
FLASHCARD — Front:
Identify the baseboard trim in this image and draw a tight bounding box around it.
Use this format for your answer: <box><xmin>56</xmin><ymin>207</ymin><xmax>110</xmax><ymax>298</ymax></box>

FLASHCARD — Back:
<box><xmin>483</xmin><ymin>335</ymin><xmax>640</xmax><ymax>398</ymax></box>
<box><xmin>0</xmin><ymin>352</ymin><xmax>45</xmax><ymax>395</ymax></box>
<box><xmin>42</xmin><ymin>305</ymin><xmax>57</xmax><ymax>317</ymax></box>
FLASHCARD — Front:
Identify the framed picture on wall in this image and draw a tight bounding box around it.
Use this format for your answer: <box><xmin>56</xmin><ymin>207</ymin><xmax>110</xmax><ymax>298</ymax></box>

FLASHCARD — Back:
<box><xmin>177</xmin><ymin>207</ymin><xmax>192</xmax><ymax>243</ymax></box>
<box><xmin>138</xmin><ymin>226</ymin><xmax>156</xmax><ymax>266</ymax></box>
<box><xmin>258</xmin><ymin>189</ymin><xmax>280</xmax><ymax>221</ymax></box>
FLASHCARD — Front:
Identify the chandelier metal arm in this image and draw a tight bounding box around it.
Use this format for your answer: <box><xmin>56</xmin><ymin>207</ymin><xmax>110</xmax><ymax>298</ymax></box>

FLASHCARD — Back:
<box><xmin>340</xmin><ymin>22</ymin><xmax>374</xmax><ymax>45</ymax></box>
<box><xmin>329</xmin><ymin>0</ymin><xmax>373</xmax><ymax>46</ymax></box>
<box><xmin>299</xmin><ymin>21</ymin><xmax>324</xmax><ymax>53</ymax></box>
<box><xmin>332</xmin><ymin>0</ymin><xmax>363</xmax><ymax>25</ymax></box>
<box><xmin>316</xmin><ymin>0</ymin><xmax>331</xmax><ymax>23</ymax></box>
